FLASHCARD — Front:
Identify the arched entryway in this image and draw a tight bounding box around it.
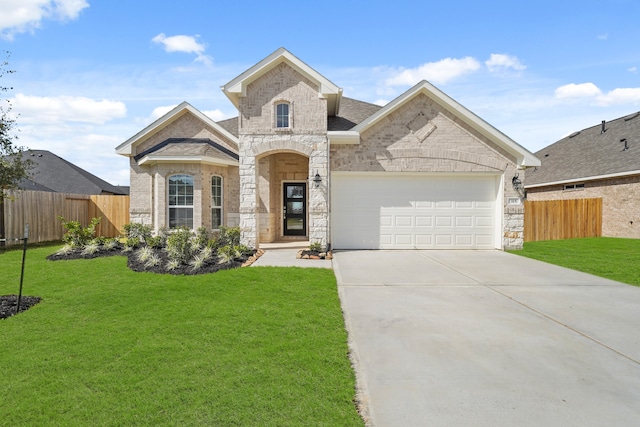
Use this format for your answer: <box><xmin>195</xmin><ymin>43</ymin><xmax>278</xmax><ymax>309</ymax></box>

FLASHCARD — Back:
<box><xmin>256</xmin><ymin>151</ymin><xmax>309</xmax><ymax>243</ymax></box>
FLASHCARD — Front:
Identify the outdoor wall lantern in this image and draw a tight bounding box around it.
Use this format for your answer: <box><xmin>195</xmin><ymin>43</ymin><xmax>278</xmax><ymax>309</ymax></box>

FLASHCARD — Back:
<box><xmin>512</xmin><ymin>174</ymin><xmax>522</xmax><ymax>191</ymax></box>
<box><xmin>313</xmin><ymin>171</ymin><xmax>322</xmax><ymax>188</ymax></box>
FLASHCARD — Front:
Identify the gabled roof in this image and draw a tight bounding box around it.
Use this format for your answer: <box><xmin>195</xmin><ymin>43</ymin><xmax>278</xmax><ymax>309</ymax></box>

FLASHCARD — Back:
<box><xmin>18</xmin><ymin>150</ymin><xmax>127</xmax><ymax>195</ymax></box>
<box><xmin>334</xmin><ymin>80</ymin><xmax>539</xmax><ymax>168</ymax></box>
<box><xmin>134</xmin><ymin>138</ymin><xmax>239</xmax><ymax>167</ymax></box>
<box><xmin>222</xmin><ymin>47</ymin><xmax>343</xmax><ymax>116</ymax></box>
<box><xmin>115</xmin><ymin>102</ymin><xmax>238</xmax><ymax>156</ymax></box>
<box><xmin>526</xmin><ymin>111</ymin><xmax>640</xmax><ymax>187</ymax></box>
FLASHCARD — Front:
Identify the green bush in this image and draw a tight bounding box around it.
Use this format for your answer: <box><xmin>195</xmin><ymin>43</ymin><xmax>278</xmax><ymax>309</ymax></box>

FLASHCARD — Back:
<box><xmin>59</xmin><ymin>216</ymin><xmax>101</xmax><ymax>248</ymax></box>
<box><xmin>309</xmin><ymin>242</ymin><xmax>322</xmax><ymax>252</ymax></box>
<box><xmin>123</xmin><ymin>223</ymin><xmax>152</xmax><ymax>243</ymax></box>
<box><xmin>194</xmin><ymin>226</ymin><xmax>209</xmax><ymax>249</ymax></box>
<box><xmin>218</xmin><ymin>226</ymin><xmax>241</xmax><ymax>247</ymax></box>
<box><xmin>166</xmin><ymin>227</ymin><xmax>194</xmax><ymax>264</ymax></box>
<box><xmin>146</xmin><ymin>235</ymin><xmax>165</xmax><ymax>249</ymax></box>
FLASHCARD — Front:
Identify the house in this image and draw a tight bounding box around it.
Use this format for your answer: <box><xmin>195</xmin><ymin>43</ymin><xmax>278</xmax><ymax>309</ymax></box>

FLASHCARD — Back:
<box><xmin>116</xmin><ymin>48</ymin><xmax>539</xmax><ymax>250</ymax></box>
<box><xmin>526</xmin><ymin>112</ymin><xmax>640</xmax><ymax>239</ymax></box>
<box><xmin>19</xmin><ymin>150</ymin><xmax>129</xmax><ymax>195</ymax></box>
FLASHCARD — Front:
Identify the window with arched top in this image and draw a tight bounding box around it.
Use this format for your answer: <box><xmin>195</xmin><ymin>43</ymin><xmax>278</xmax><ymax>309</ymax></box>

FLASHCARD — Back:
<box><xmin>168</xmin><ymin>174</ymin><xmax>194</xmax><ymax>229</ymax></box>
<box><xmin>275</xmin><ymin>102</ymin><xmax>290</xmax><ymax>128</ymax></box>
<box><xmin>211</xmin><ymin>175</ymin><xmax>223</xmax><ymax>229</ymax></box>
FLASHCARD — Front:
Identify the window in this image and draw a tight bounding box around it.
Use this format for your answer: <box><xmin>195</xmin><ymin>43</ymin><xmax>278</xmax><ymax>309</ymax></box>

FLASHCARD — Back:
<box><xmin>563</xmin><ymin>183</ymin><xmax>585</xmax><ymax>191</ymax></box>
<box><xmin>168</xmin><ymin>174</ymin><xmax>194</xmax><ymax>228</ymax></box>
<box><xmin>275</xmin><ymin>102</ymin><xmax>290</xmax><ymax>128</ymax></box>
<box><xmin>211</xmin><ymin>176</ymin><xmax>223</xmax><ymax>229</ymax></box>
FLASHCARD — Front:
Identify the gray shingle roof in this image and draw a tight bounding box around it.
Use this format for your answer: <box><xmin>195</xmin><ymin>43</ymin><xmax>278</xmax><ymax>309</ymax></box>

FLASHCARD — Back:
<box><xmin>328</xmin><ymin>97</ymin><xmax>383</xmax><ymax>131</ymax></box>
<box><xmin>526</xmin><ymin>111</ymin><xmax>640</xmax><ymax>186</ymax></box>
<box><xmin>134</xmin><ymin>138</ymin><xmax>239</xmax><ymax>163</ymax></box>
<box><xmin>19</xmin><ymin>150</ymin><xmax>128</xmax><ymax>195</ymax></box>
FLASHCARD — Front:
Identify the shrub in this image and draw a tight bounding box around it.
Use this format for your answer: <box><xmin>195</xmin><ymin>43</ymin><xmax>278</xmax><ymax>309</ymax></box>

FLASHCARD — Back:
<box><xmin>189</xmin><ymin>254</ymin><xmax>207</xmax><ymax>271</ymax></box>
<box><xmin>194</xmin><ymin>226</ymin><xmax>209</xmax><ymax>249</ymax></box>
<box><xmin>145</xmin><ymin>254</ymin><xmax>162</xmax><ymax>268</ymax></box>
<box><xmin>59</xmin><ymin>216</ymin><xmax>101</xmax><ymax>248</ymax></box>
<box><xmin>55</xmin><ymin>244</ymin><xmax>74</xmax><ymax>256</ymax></box>
<box><xmin>123</xmin><ymin>237</ymin><xmax>140</xmax><ymax>252</ymax></box>
<box><xmin>103</xmin><ymin>238</ymin><xmax>120</xmax><ymax>251</ymax></box>
<box><xmin>218</xmin><ymin>226</ymin><xmax>241</xmax><ymax>247</ymax></box>
<box><xmin>309</xmin><ymin>242</ymin><xmax>322</xmax><ymax>252</ymax></box>
<box><xmin>217</xmin><ymin>245</ymin><xmax>235</xmax><ymax>264</ymax></box>
<box><xmin>165</xmin><ymin>259</ymin><xmax>180</xmax><ymax>271</ymax></box>
<box><xmin>146</xmin><ymin>235</ymin><xmax>165</xmax><ymax>249</ymax></box>
<box><xmin>123</xmin><ymin>223</ymin><xmax>152</xmax><ymax>243</ymax></box>
<box><xmin>136</xmin><ymin>246</ymin><xmax>155</xmax><ymax>263</ymax></box>
<box><xmin>81</xmin><ymin>242</ymin><xmax>100</xmax><ymax>256</ymax></box>
<box><xmin>166</xmin><ymin>227</ymin><xmax>194</xmax><ymax>264</ymax></box>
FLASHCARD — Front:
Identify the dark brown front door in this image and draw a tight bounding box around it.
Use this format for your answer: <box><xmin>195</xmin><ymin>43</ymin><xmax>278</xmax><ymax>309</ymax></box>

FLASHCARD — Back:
<box><xmin>283</xmin><ymin>183</ymin><xmax>306</xmax><ymax>236</ymax></box>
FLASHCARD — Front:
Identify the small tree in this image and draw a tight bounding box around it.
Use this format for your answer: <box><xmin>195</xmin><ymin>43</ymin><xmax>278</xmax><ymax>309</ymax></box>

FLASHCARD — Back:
<box><xmin>0</xmin><ymin>51</ymin><xmax>33</xmax><ymax>202</ymax></box>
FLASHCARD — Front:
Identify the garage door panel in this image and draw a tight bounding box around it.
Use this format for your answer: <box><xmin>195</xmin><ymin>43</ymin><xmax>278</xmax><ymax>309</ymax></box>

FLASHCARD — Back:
<box><xmin>332</xmin><ymin>174</ymin><xmax>497</xmax><ymax>249</ymax></box>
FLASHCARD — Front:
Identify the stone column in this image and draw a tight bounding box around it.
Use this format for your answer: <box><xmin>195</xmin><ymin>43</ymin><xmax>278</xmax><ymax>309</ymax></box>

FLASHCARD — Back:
<box><xmin>308</xmin><ymin>138</ymin><xmax>329</xmax><ymax>249</ymax></box>
<box><xmin>239</xmin><ymin>146</ymin><xmax>258</xmax><ymax>248</ymax></box>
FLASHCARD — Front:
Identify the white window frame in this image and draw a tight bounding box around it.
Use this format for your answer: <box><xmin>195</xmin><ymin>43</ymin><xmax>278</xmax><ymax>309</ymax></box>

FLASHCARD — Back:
<box><xmin>168</xmin><ymin>174</ymin><xmax>194</xmax><ymax>229</ymax></box>
<box><xmin>275</xmin><ymin>101</ymin><xmax>291</xmax><ymax>129</ymax></box>
<box><xmin>563</xmin><ymin>183</ymin><xmax>585</xmax><ymax>191</ymax></box>
<box><xmin>211</xmin><ymin>175</ymin><xmax>223</xmax><ymax>229</ymax></box>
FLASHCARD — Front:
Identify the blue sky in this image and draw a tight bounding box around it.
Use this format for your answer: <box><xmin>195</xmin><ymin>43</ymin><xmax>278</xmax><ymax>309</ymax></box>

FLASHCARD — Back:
<box><xmin>2</xmin><ymin>0</ymin><xmax>640</xmax><ymax>186</ymax></box>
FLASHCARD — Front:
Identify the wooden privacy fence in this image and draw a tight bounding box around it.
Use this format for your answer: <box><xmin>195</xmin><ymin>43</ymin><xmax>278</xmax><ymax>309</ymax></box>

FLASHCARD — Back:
<box><xmin>1</xmin><ymin>190</ymin><xmax>130</xmax><ymax>246</ymax></box>
<box><xmin>524</xmin><ymin>198</ymin><xmax>602</xmax><ymax>242</ymax></box>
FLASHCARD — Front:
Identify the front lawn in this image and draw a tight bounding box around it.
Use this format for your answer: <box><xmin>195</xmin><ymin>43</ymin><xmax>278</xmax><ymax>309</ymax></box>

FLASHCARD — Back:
<box><xmin>0</xmin><ymin>246</ymin><xmax>363</xmax><ymax>426</ymax></box>
<box><xmin>510</xmin><ymin>237</ymin><xmax>640</xmax><ymax>286</ymax></box>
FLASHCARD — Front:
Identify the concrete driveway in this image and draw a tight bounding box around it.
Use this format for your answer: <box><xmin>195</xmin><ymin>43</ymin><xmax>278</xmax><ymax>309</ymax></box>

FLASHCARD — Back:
<box><xmin>333</xmin><ymin>250</ymin><xmax>640</xmax><ymax>427</ymax></box>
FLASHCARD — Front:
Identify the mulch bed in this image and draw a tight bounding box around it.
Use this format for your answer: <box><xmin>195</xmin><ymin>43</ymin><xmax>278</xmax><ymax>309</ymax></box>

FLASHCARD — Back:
<box><xmin>46</xmin><ymin>246</ymin><xmax>261</xmax><ymax>275</ymax></box>
<box><xmin>0</xmin><ymin>295</ymin><xmax>42</xmax><ymax>319</ymax></box>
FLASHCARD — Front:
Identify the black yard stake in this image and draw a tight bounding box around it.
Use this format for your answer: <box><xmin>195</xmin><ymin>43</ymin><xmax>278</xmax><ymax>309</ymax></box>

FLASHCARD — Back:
<box><xmin>16</xmin><ymin>224</ymin><xmax>29</xmax><ymax>315</ymax></box>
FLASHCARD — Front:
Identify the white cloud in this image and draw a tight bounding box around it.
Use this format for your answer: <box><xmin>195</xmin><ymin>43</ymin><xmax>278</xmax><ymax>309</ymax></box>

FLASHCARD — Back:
<box><xmin>554</xmin><ymin>82</ymin><xmax>602</xmax><ymax>99</ymax></box>
<box><xmin>0</xmin><ymin>0</ymin><xmax>89</xmax><ymax>39</ymax></box>
<box><xmin>629</xmin><ymin>66</ymin><xmax>637</xmax><ymax>73</ymax></box>
<box><xmin>150</xmin><ymin>104</ymin><xmax>177</xmax><ymax>121</ymax></box>
<box><xmin>203</xmin><ymin>109</ymin><xmax>230</xmax><ymax>121</ymax></box>
<box><xmin>485</xmin><ymin>53</ymin><xmax>526</xmax><ymax>73</ymax></box>
<box><xmin>11</xmin><ymin>93</ymin><xmax>127</xmax><ymax>124</ymax></box>
<box><xmin>596</xmin><ymin>88</ymin><xmax>640</xmax><ymax>106</ymax></box>
<box><xmin>385</xmin><ymin>57</ymin><xmax>481</xmax><ymax>86</ymax></box>
<box><xmin>373</xmin><ymin>99</ymin><xmax>389</xmax><ymax>106</ymax></box>
<box><xmin>554</xmin><ymin>83</ymin><xmax>640</xmax><ymax>107</ymax></box>
<box><xmin>597</xmin><ymin>33</ymin><xmax>608</xmax><ymax>40</ymax></box>
<box><xmin>152</xmin><ymin>33</ymin><xmax>213</xmax><ymax>66</ymax></box>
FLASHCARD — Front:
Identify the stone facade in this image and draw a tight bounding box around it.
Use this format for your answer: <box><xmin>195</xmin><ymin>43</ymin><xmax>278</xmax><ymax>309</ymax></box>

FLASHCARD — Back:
<box><xmin>237</xmin><ymin>63</ymin><xmax>329</xmax><ymax>249</ymax></box>
<box><xmin>526</xmin><ymin>174</ymin><xmax>640</xmax><ymax>239</ymax></box>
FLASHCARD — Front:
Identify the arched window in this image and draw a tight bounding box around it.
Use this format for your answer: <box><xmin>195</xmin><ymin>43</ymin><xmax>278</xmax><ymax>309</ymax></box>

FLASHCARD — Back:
<box><xmin>275</xmin><ymin>102</ymin><xmax>290</xmax><ymax>128</ymax></box>
<box><xmin>168</xmin><ymin>174</ymin><xmax>194</xmax><ymax>228</ymax></box>
<box><xmin>211</xmin><ymin>175</ymin><xmax>223</xmax><ymax>229</ymax></box>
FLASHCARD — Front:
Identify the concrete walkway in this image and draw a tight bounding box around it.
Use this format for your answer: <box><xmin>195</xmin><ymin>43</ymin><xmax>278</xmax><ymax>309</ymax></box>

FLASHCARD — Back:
<box><xmin>333</xmin><ymin>250</ymin><xmax>640</xmax><ymax>427</ymax></box>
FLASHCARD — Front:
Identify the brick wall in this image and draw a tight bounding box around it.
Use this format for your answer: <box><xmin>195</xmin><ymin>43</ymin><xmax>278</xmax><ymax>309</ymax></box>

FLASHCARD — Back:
<box><xmin>526</xmin><ymin>174</ymin><xmax>640</xmax><ymax>238</ymax></box>
<box><xmin>330</xmin><ymin>92</ymin><xmax>525</xmax><ymax>249</ymax></box>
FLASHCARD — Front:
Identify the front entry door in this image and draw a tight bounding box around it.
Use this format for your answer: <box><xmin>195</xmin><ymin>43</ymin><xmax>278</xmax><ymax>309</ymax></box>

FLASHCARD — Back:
<box><xmin>283</xmin><ymin>183</ymin><xmax>306</xmax><ymax>236</ymax></box>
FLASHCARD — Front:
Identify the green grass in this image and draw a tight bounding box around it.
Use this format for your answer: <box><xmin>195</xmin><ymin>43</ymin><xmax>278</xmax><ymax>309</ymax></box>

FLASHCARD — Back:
<box><xmin>0</xmin><ymin>247</ymin><xmax>363</xmax><ymax>426</ymax></box>
<box><xmin>510</xmin><ymin>237</ymin><xmax>640</xmax><ymax>286</ymax></box>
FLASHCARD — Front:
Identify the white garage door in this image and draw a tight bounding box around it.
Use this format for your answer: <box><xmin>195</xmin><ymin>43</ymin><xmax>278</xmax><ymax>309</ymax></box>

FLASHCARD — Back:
<box><xmin>331</xmin><ymin>173</ymin><xmax>499</xmax><ymax>249</ymax></box>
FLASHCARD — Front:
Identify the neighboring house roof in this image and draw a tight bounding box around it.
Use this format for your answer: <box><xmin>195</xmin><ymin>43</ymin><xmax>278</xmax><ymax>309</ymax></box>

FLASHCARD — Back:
<box><xmin>222</xmin><ymin>47</ymin><xmax>343</xmax><ymax>116</ymax></box>
<box><xmin>18</xmin><ymin>150</ymin><xmax>127</xmax><ymax>195</ymax></box>
<box><xmin>134</xmin><ymin>138</ymin><xmax>239</xmax><ymax>167</ymax></box>
<box><xmin>526</xmin><ymin>111</ymin><xmax>640</xmax><ymax>188</ymax></box>
<box><xmin>116</xmin><ymin>102</ymin><xmax>239</xmax><ymax>156</ymax></box>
